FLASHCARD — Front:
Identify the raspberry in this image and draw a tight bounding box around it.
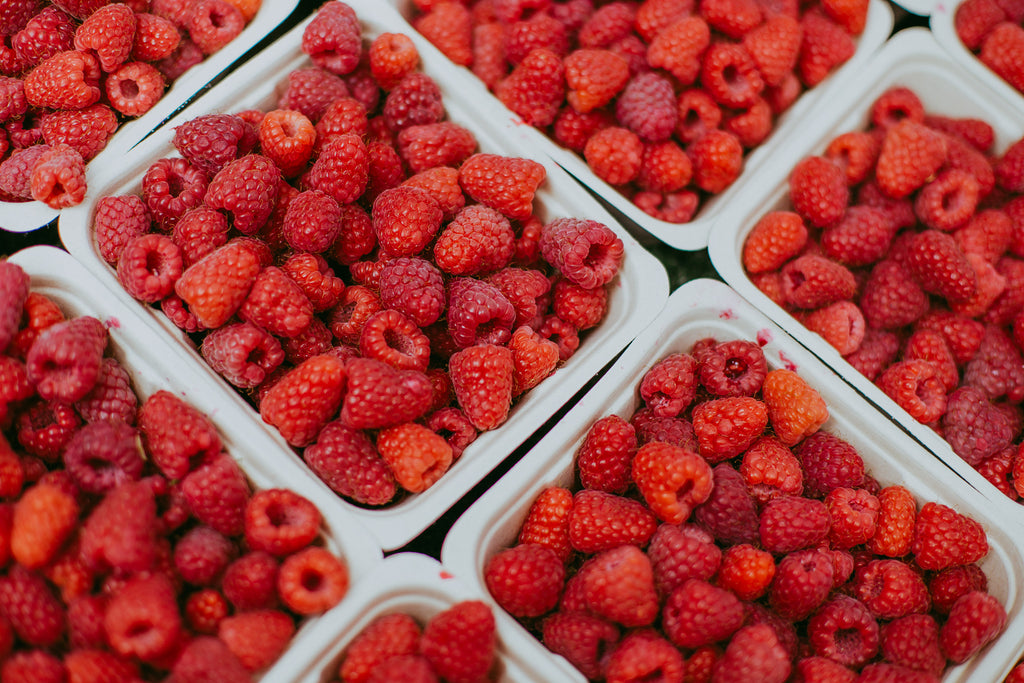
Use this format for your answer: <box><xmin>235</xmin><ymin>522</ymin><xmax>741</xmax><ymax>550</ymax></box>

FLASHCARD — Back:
<box><xmin>578</xmin><ymin>1</ymin><xmax>636</xmax><ymax>48</ymax></box>
<box><xmin>760</xmin><ymin>495</ymin><xmax>830</xmax><ymax>554</ymax></box>
<box><xmin>508</xmin><ymin>324</ymin><xmax>559</xmax><ymax>395</ymax></box>
<box><xmin>382</xmin><ymin>72</ymin><xmax>444</xmax><ymax>133</ymax></box>
<box><xmin>912</xmin><ymin>502</ymin><xmax>988</xmax><ymax>571</ymax></box>
<box><xmin>806</xmin><ymin>595</ymin><xmax>879</xmax><ymax>668</ymax></box>
<box><xmin>173</xmin><ymin>525</ymin><xmax>233</xmax><ymax>586</ymax></box>
<box><xmin>278</xmin><ymin>66</ymin><xmax>349</xmax><ymax>122</ymax></box>
<box><xmin>180</xmin><ymin>452</ymin><xmax>251</xmax><ymax>536</ymax></box>
<box><xmin>446</xmin><ymin>277</ymin><xmax>516</xmax><ymax>348</ymax></box>
<box><xmin>0</xmin><ymin>145</ymin><xmax>48</xmax><ymax>201</ymax></box>
<box><xmin>174</xmin><ymin>239</ymin><xmax>261</xmax><ymax>328</ymax></box>
<box><xmin>725</xmin><ymin>96</ymin><xmax>773</xmax><ymax>148</ymax></box>
<box><xmin>378</xmin><ymin>422</ymin><xmax>454</xmax><ymax>492</ymax></box>
<box><xmin>964</xmin><ymin>323</ymin><xmax>1024</xmax><ymax>401</ymax></box>
<box><xmin>702</xmin><ymin>0</ymin><xmax>763</xmax><ymax>37</ymax></box>
<box><xmin>414</xmin><ymin>1</ymin><xmax>473</xmax><ymax>66</ymax></box>
<box><xmin>114</xmin><ymin>233</ymin><xmax>182</xmax><ymax>304</ymax></box>
<box><xmin>419</xmin><ymin>600</ymin><xmax>495</xmax><ymax>683</ymax></box>
<box><xmin>328</xmin><ymin>285</ymin><xmax>381</xmax><ymax>345</ymax></box>
<box><xmin>213</xmin><ymin>609</ymin><xmax>294</xmax><ymax>673</ymax></box>
<box><xmin>171</xmin><ymin>637</ymin><xmax>249</xmax><ymax>683</ymax></box>
<box><xmin>801</xmin><ymin>301</ymin><xmax>866</xmax><ymax>355</ymax></box>
<box><xmin>743</xmin><ymin>15</ymin><xmax>802</xmax><ymax>87</ymax></box>
<box><xmin>358</xmin><ymin>309</ymin><xmax>429</xmax><ymax>372</ymax></box>
<box><xmin>780</xmin><ymin>254</ymin><xmax>857</xmax><ymax>309</ymax></box>
<box><xmin>222</xmin><ymin>551</ymin><xmax>279</xmax><ymax>611</ymax></box>
<box><xmin>470</xmin><ymin>22</ymin><xmax>507</xmax><ymax>91</ymax></box>
<box><xmin>0</xmin><ymin>260</ymin><xmax>29</xmax><ymax>353</ymax></box>
<box><xmin>29</xmin><ymin>142</ymin><xmax>87</xmax><ymax>209</ymax></box>
<box><xmin>73</xmin><ymin>355</ymin><xmax>137</xmax><ymax>425</ymax></box>
<box><xmin>0</xmin><ymin>0</ymin><xmax>38</xmax><ymax>35</ymax></box>
<box><xmin>568</xmin><ymin>489</ymin><xmax>657</xmax><ymax>553</ymax></box>
<box><xmin>26</xmin><ymin>315</ymin><xmax>106</xmax><ymax>404</ymax></box>
<box><xmin>340</xmin><ymin>357</ymin><xmax>433</xmax><ymax>430</ymax></box>
<box><xmin>458</xmin><ymin>153</ymin><xmax>545</xmax><ymax>222</ymax></box>
<box><xmin>713</xmin><ymin>623</ymin><xmax>791</xmax><ymax>683</ymax></box>
<box><xmin>131</xmin><ymin>12</ymin><xmax>180</xmax><ymax>62</ymax></box>
<box><xmin>563</xmin><ymin>48</ymin><xmax>628</xmax><ymax>113</ymax></box>
<box><xmin>614</xmin><ymin>72</ymin><xmax>676</xmax><ymax>143</ymax></box>
<box><xmin>517</xmin><ymin>486</ymin><xmax>573</xmax><ymax>562</ymax></box>
<box><xmin>260</xmin><ymin>353</ymin><xmax>346</xmax><ymax>446</ymax></box>
<box><xmin>448</xmin><ymin>343</ymin><xmax>514</xmax><ymax>430</ymax></box>
<box><xmin>604</xmin><ymin>630</ymin><xmax>686</xmax><ymax>683</ymax></box>
<box><xmin>577</xmin><ymin>544</ymin><xmax>658</xmax><ymax>628</ymax></box>
<box><xmin>104</xmin><ymin>572</ymin><xmax>183</xmax><ymax>662</ymax></box>
<box><xmin>940</xmin><ymin>590</ymin><xmax>1006</xmax><ymax>663</ymax></box>
<box><xmin>539</xmin><ymin>217</ymin><xmax>623</xmax><ymax>288</ymax></box>
<box><xmin>980</xmin><ymin>22</ymin><xmax>1024</xmax><ymax>98</ymax></box>
<box><xmin>583</xmin><ymin>125</ymin><xmax>642</xmax><ymax>186</ymax></box>
<box><xmin>91</xmin><ymin>196</ymin><xmax>150</xmax><ymax>266</ymax></box>
<box><xmin>484</xmin><ymin>543</ymin><xmax>564</xmax><ymax>617</ymax></box>
<box><xmin>541</xmin><ymin>612</ymin><xmax>620</xmax><ymax>681</ymax></box>
<box><xmin>301</xmin><ymin>1</ymin><xmax>361</xmax><ymax>75</ymax></box>
<box><xmin>762</xmin><ymin>368</ymin><xmax>829</xmax><ymax>446</ymax></box>
<box><xmin>434</xmin><ymin>205</ymin><xmax>515</xmax><ymax>276</ymax></box>
<box><xmin>377</xmin><ymin>257</ymin><xmax>445</xmax><ymax>328</ymax></box>
<box><xmin>402</xmin><ymin>166</ymin><xmax>465</xmax><ymax>218</ymax></box>
<box><xmin>768</xmin><ymin>547</ymin><xmax>834</xmax><ymax>622</ymax></box>
<box><xmin>857</xmin><ymin>260</ymin><xmax>927</xmax><ymax>330</ymax></box>
<box><xmin>397</xmin><ymin>120</ymin><xmax>477</xmax><ymax>172</ymax></box>
<box><xmin>797</xmin><ymin>9</ymin><xmax>855</xmax><ymax>87</ymax></box>
<box><xmin>877</xmin><ymin>360</ymin><xmax>948</xmax><ymax>424</ymax></box>
<box><xmin>877</xmin><ymin>614</ymin><xmax>945</xmax><ymax>677</ymax></box>
<box><xmin>942</xmin><ymin>385</ymin><xmax>1014</xmax><ymax>465</ymax></box>
<box><xmin>635</xmin><ymin>141</ymin><xmax>692</xmax><ymax>194</ymax></box>
<box><xmin>10</xmin><ymin>480</ymin><xmax>78</xmax><ymax>569</ymax></box>
<box><xmin>694</xmin><ymin>463</ymin><xmax>760</xmax><ymax>544</ymax></box>
<box><xmin>692</xmin><ymin>396</ymin><xmax>769</xmax><ymax>462</ymax></box>
<box><xmin>740</xmin><ymin>436</ymin><xmax>803</xmax><ymax>503</ymax></box>
<box><xmin>15</xmin><ymin>400</ymin><xmax>80</xmax><ymax>462</ymax></box>
<box><xmin>639</xmin><ymin>352</ymin><xmax>698</xmax><ymax>417</ymax></box>
<box><xmin>575</xmin><ymin>414</ymin><xmax>636</xmax><ymax>494</ymax></box>
<box><xmin>241</xmin><ymin>488</ymin><xmax>319</xmax><ymax>559</ymax></box>
<box><xmin>141</xmin><ymin>157</ymin><xmax>209</xmax><ymax>229</ymax></box>
<box><xmin>39</xmin><ymin>103</ymin><xmax>117</xmax><ymax>161</ymax></box>
<box><xmin>632</xmin><ymin>442</ymin><xmax>713</xmax><ymax>524</ymax></box>
<box><xmin>663</xmin><ymin>578</ymin><xmax>744</xmax><ymax>649</ymax></box>
<box><xmin>851</xmin><ymin>558</ymin><xmax>929</xmax><ymax>620</ymax></box>
<box><xmin>824</xmin><ymin>207</ymin><xmax>897</xmax><ymax>268</ymax></box>
<box><xmin>205</xmin><ymin>154</ymin><xmax>280</xmax><ymax>235</ymax></box>
<box><xmin>64</xmin><ymin>649</ymin><xmax>140</xmax><ymax>682</ymax></box>
<box><xmin>62</xmin><ymin>419</ymin><xmax>142</xmax><ymax>494</ymax></box>
<box><xmin>23</xmin><ymin>49</ymin><xmax>101</xmax><ymax>110</ymax></box>
<box><xmin>701</xmin><ymin>42</ymin><xmax>765</xmax><ymax>109</ymax></box>
<box><xmin>0</xmin><ymin>565</ymin><xmax>65</xmax><ymax>647</ymax></box>
<box><xmin>186</xmin><ymin>0</ymin><xmax>244</xmax><ymax>54</ymax></box>
<box><xmin>104</xmin><ymin>61</ymin><xmax>164</xmax><ymax>117</ymax></box>
<box><xmin>742</xmin><ymin>211</ymin><xmax>807</xmax><ymax>274</ymax></box>
<box><xmin>80</xmin><ymin>480</ymin><xmax>157</xmax><ymax>573</ymax></box>
<box><xmin>690</xmin><ymin>128</ymin><xmax>744</xmax><ymax>194</ymax></box>
<box><xmin>506</xmin><ymin>12</ymin><xmax>569</xmax><ymax>65</ymax></box>
<box><xmin>307</xmin><ymin>421</ymin><xmax>396</xmax><ymax>505</ymax></box>
<box><xmin>956</xmin><ymin>0</ymin><xmax>1008</xmax><ymax>49</ymax></box>
<box><xmin>137</xmin><ymin>389</ymin><xmax>221</xmax><ymax>480</ymax></box>
<box><xmin>789</xmin><ymin>156</ymin><xmax>849</xmax><ymax>229</ymax></box>
<box><xmin>496</xmin><ymin>47</ymin><xmax>565</xmax><ymax>127</ymax></box>
<box><xmin>11</xmin><ymin>6</ymin><xmax>75</xmax><ymax>68</ymax></box>
<box><xmin>717</xmin><ymin>543</ymin><xmax>775</xmax><ymax>601</ymax></box>
<box><xmin>341</xmin><ymin>613</ymin><xmax>421</xmax><ymax>683</ymax></box>
<box><xmin>367</xmin><ymin>32</ymin><xmax>418</xmax><ymax>91</ymax></box>
<box><xmin>873</xmin><ymin>120</ymin><xmax>949</xmax><ymax>200</ymax></box>
<box><xmin>699</xmin><ymin>339</ymin><xmax>767</xmax><ymax>397</ymax></box>
<box><xmin>929</xmin><ymin>563</ymin><xmax>988</xmax><ymax>616</ymax></box>
<box><xmin>632</xmin><ymin>408</ymin><xmax>698</xmax><ymax>451</ymax></box>
<box><xmin>314</xmin><ymin>98</ymin><xmax>368</xmax><ymax>150</ymax></box>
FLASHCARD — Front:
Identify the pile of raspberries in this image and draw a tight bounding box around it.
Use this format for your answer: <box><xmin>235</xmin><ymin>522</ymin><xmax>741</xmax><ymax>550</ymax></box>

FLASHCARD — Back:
<box><xmin>484</xmin><ymin>338</ymin><xmax>1008</xmax><ymax>683</ymax></box>
<box><xmin>740</xmin><ymin>86</ymin><xmax>1024</xmax><ymax>504</ymax></box>
<box><xmin>954</xmin><ymin>0</ymin><xmax>1024</xmax><ymax>99</ymax></box>
<box><xmin>91</xmin><ymin>1</ymin><xmax>625</xmax><ymax>509</ymax></box>
<box><xmin>0</xmin><ymin>0</ymin><xmax>261</xmax><ymax>209</ymax></box>
<box><xmin>409</xmin><ymin>0</ymin><xmax>870</xmax><ymax>224</ymax></box>
<box><xmin>0</xmin><ymin>259</ymin><xmax>352</xmax><ymax>683</ymax></box>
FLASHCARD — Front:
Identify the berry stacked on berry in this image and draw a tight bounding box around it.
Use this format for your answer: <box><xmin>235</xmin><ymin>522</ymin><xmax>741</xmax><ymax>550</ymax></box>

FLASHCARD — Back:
<box><xmin>0</xmin><ymin>259</ymin><xmax>350</xmax><ymax>682</ymax></box>
<box><xmin>954</xmin><ymin>0</ymin><xmax>1024</xmax><ymax>98</ymax></box>
<box><xmin>740</xmin><ymin>85</ymin><xmax>1024</xmax><ymax>504</ymax></box>
<box><xmin>332</xmin><ymin>600</ymin><xmax>497</xmax><ymax>683</ymax></box>
<box><xmin>483</xmin><ymin>337</ymin><xmax>1007</xmax><ymax>682</ymax></box>
<box><xmin>408</xmin><ymin>0</ymin><xmax>870</xmax><ymax>224</ymax></box>
<box><xmin>0</xmin><ymin>0</ymin><xmax>262</xmax><ymax>210</ymax></box>
<box><xmin>92</xmin><ymin>1</ymin><xmax>625</xmax><ymax>509</ymax></box>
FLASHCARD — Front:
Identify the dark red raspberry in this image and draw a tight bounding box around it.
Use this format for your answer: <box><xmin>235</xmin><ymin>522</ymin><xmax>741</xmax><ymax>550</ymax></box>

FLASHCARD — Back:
<box><xmin>340</xmin><ymin>357</ymin><xmax>433</xmax><ymax>431</ymax></box>
<box><xmin>769</xmin><ymin>547</ymin><xmax>834</xmax><ymax>622</ymax></box>
<box><xmin>383</xmin><ymin>72</ymin><xmax>444</xmax><ymax>132</ymax></box>
<box><xmin>446</xmin><ymin>277</ymin><xmax>516</xmax><ymax>348</ymax></box>
<box><xmin>942</xmin><ymin>385</ymin><xmax>1014</xmax><ymax>466</ymax></box>
<box><xmin>142</xmin><ymin>157</ymin><xmax>209</xmax><ymax>230</ymax></box>
<box><xmin>0</xmin><ymin>565</ymin><xmax>66</xmax><ymax>647</ymax></box>
<box><xmin>806</xmin><ymin>595</ymin><xmax>879</xmax><ymax>668</ymax></box>
<box><xmin>201</xmin><ymin>322</ymin><xmax>284</xmax><ymax>389</ymax></box>
<box><xmin>540</xmin><ymin>217</ymin><xmax>623</xmax><ymax>289</ymax></box>
<box><xmin>278</xmin><ymin>66</ymin><xmax>350</xmax><ymax>122</ymax></box>
<box><xmin>62</xmin><ymin>420</ymin><xmax>142</xmax><ymax>494</ymax></box>
<box><xmin>694</xmin><ymin>463</ymin><xmax>760</xmax><ymax>545</ymax></box>
<box><xmin>302</xmin><ymin>0</ymin><xmax>361</xmax><ymax>75</ymax></box>
<box><xmin>648</xmin><ymin>523</ymin><xmax>722</xmax><ymax>598</ymax></box>
<box><xmin>378</xmin><ymin>257</ymin><xmax>446</xmax><ymax>328</ymax></box>
<box><xmin>25</xmin><ymin>316</ymin><xmax>106</xmax><ymax>404</ymax></box>
<box><xmin>304</xmin><ymin>420</ymin><xmax>397</xmax><ymax>506</ymax></box>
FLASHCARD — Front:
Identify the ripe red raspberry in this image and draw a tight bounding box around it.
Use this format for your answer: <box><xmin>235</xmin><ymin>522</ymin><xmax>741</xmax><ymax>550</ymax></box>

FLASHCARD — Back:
<box><xmin>340</xmin><ymin>612</ymin><xmax>421</xmax><ymax>683</ymax></box>
<box><xmin>186</xmin><ymin>0</ymin><xmax>244</xmax><ymax>55</ymax></box>
<box><xmin>260</xmin><ymin>354</ymin><xmax>346</xmax><ymax>447</ymax></box>
<box><xmin>904</xmin><ymin>329</ymin><xmax>959</xmax><ymax>394</ymax></box>
<box><xmin>458</xmin><ymin>153</ymin><xmax>546</xmax><ymax>222</ymax></box>
<box><xmin>371</xmin><ymin>185</ymin><xmax>443</xmax><ymax>258</ymax></box>
<box><xmin>743</xmin><ymin>15</ymin><xmax>802</xmax><ymax>87</ymax></box>
<box><xmin>105</xmin><ymin>61</ymin><xmax>165</xmax><ymax>117</ymax></box>
<box><xmin>10</xmin><ymin>480</ymin><xmax>78</xmax><ymax>569</ymax></box>
<box><xmin>850</xmin><ymin>558</ymin><xmax>930</xmax><ymax>620</ymax></box>
<box><xmin>171</xmin><ymin>637</ymin><xmax>249</xmax><ymax>683</ymax></box>
<box><xmin>635</xmin><ymin>141</ymin><xmax>692</xmax><ymax>194</ymax></box>
<box><xmin>180</xmin><ymin>452</ymin><xmax>251</xmax><ymax>536</ymax></box>
<box><xmin>0</xmin><ymin>145</ymin><xmax>50</xmax><ymax>202</ymax></box>
<box><xmin>24</xmin><ymin>49</ymin><xmax>101</xmax><ymax>110</ymax></box>
<box><xmin>496</xmin><ymin>47</ymin><xmax>565</xmax><ymax>128</ymax></box>
<box><xmin>768</xmin><ymin>547</ymin><xmax>835</xmax><ymax>622</ymax></box>
<box><xmin>940</xmin><ymin>590</ymin><xmax>1007</xmax><ymax>663</ymax></box>
<box><xmin>367</xmin><ymin>32</ymin><xmax>419</xmax><ymax>90</ymax></box>
<box><xmin>800</xmin><ymin>300</ymin><xmax>866</xmax><ymax>356</ymax></box>
<box><xmin>713</xmin><ymin>623</ymin><xmax>791</xmax><ymax>683</ymax></box>
<box><xmin>74</xmin><ymin>355</ymin><xmax>138</xmax><ymax>425</ymax></box>
<box><xmin>132</xmin><ymin>12</ymin><xmax>181</xmax><ymax>62</ymax></box>
<box><xmin>11</xmin><ymin>6</ymin><xmax>75</xmax><ymax>68</ymax></box>
<box><xmin>740</xmin><ymin>436</ymin><xmax>803</xmax><ymax>503</ymax></box>
<box><xmin>506</xmin><ymin>12</ymin><xmax>569</xmax><ymax>65</ymax></box>
<box><xmin>912</xmin><ymin>502</ymin><xmax>988</xmax><ymax>571</ymax></box>
<box><xmin>26</xmin><ymin>315</ymin><xmax>106</xmax><ymax>404</ymax></box>
<box><xmin>690</xmin><ymin>128</ymin><xmax>744</xmax><ymax>194</ymax></box>
<box><xmin>434</xmin><ymin>205</ymin><xmax>515</xmax><ymax>276</ymax></box>
<box><xmin>80</xmin><ymin>479</ymin><xmax>157</xmax><ymax>573</ymax></box>
<box><xmin>540</xmin><ymin>217</ymin><xmax>623</xmax><ymax>289</ymax></box>
<box><xmin>419</xmin><ymin>600</ymin><xmax>495</xmax><ymax>683</ymax></box>
<box><xmin>115</xmin><ymin>233</ymin><xmax>183</xmax><ymax>304</ymax></box>
<box><xmin>878</xmin><ymin>614</ymin><xmax>945</xmax><ymax>677</ymax></box>
<box><xmin>541</xmin><ymin>611</ymin><xmax>620</xmax><ymax>681</ymax></box>
<box><xmin>742</xmin><ymin>211</ymin><xmax>807</xmax><ymax>274</ymax></box>
<box><xmin>821</xmin><ymin>206</ymin><xmax>896</xmax><ymax>267</ymax></box>
<box><xmin>302</xmin><ymin>1</ymin><xmax>361</xmax><ymax>75</ymax></box>
<box><xmin>221</xmin><ymin>550</ymin><xmax>279</xmax><ymax>611</ymax></box>
<box><xmin>470</xmin><ymin>22</ymin><xmax>506</xmax><ymax>91</ymax></box>
<box><xmin>217</xmin><ymin>608</ymin><xmax>296</xmax><ymax>673</ymax></box>
<box><xmin>340</xmin><ymin>357</ymin><xmax>433</xmax><ymax>430</ymax></box>
<box><xmin>980</xmin><ymin>22</ymin><xmax>1024</xmax><ymax>97</ymax></box>
<box><xmin>508</xmin><ymin>324</ymin><xmax>559</xmax><ymax>395</ymax></box>
<box><xmin>780</xmin><ymin>254</ymin><xmax>857</xmax><ymax>309</ymax></box>
<box><xmin>255</xmin><ymin>108</ymin><xmax>314</xmax><ymax>178</ymax></box>
<box><xmin>632</xmin><ymin>442</ymin><xmax>713</xmax><ymax>524</ymax></box>
<box><xmin>402</xmin><ymin>166</ymin><xmax>465</xmax><ymax>218</ymax></box>
<box><xmin>807</xmin><ymin>595</ymin><xmax>879</xmax><ymax>668</ymax></box>
<box><xmin>0</xmin><ymin>260</ymin><xmax>29</xmax><ymax>352</ymax></box>
<box><xmin>0</xmin><ymin>0</ymin><xmax>38</xmax><ymax>35</ymax></box>
<box><xmin>278</xmin><ymin>66</ymin><xmax>350</xmax><ymax>121</ymax></box>
<box><xmin>205</xmin><ymin>154</ymin><xmax>281</xmax><ymax>235</ymax></box>
<box><xmin>63</xmin><ymin>649</ymin><xmax>140</xmax><ymax>683</ymax></box>
<box><xmin>942</xmin><ymin>385</ymin><xmax>1014</xmax><ymax>465</ymax></box>
<box><xmin>646</xmin><ymin>16</ymin><xmax>710</xmax><ymax>85</ymax></box>
<box><xmin>793</xmin><ymin>431</ymin><xmax>864</xmax><ymax>498</ymax></box>
<box><xmin>694</xmin><ymin>463</ymin><xmax>760</xmax><ymax>544</ymax></box>
<box><xmin>301</xmin><ymin>134</ymin><xmax>368</xmax><ymax>206</ymax></box>
<box><xmin>359</xmin><ymin>309</ymin><xmax>430</xmax><ymax>373</ymax></box>
<box><xmin>448</xmin><ymin>342</ymin><xmax>514</xmax><ymax>431</ymax></box>
<box><xmin>141</xmin><ymin>156</ymin><xmax>209</xmax><ymax>229</ymax></box>
<box><xmin>701</xmin><ymin>42</ymin><xmax>765</xmax><ymax>109</ymax></box>
<box><xmin>762</xmin><ymin>368</ymin><xmax>828</xmax><ymax>446</ymax></box>
<box><xmin>956</xmin><ymin>0</ymin><xmax>1008</xmax><ymax>48</ymax></box>
<box><xmin>760</xmin><ymin>494</ymin><xmax>831</xmax><ymax>554</ymax></box>
<box><xmin>857</xmin><ymin>259</ymin><xmax>928</xmax><ymax>330</ymax></box>
<box><xmin>377</xmin><ymin>257</ymin><xmax>445</xmax><ymax>328</ymax></box>
<box><xmin>573</xmin><ymin>414</ymin><xmax>635</xmax><ymax>494</ymax></box>
<box><xmin>615</xmin><ymin>72</ymin><xmax>677</xmax><ymax>143</ymax></box>
<box><xmin>877</xmin><ymin>359</ymin><xmax>948</xmax><ymax>424</ymax></box>
<box><xmin>797</xmin><ymin>9</ymin><xmax>855</xmax><ymax>87</ymax></box>
<box><xmin>485</xmin><ymin>543</ymin><xmax>565</xmax><ymax>617</ymax></box>
<box><xmin>568</xmin><ymin>489</ymin><xmax>657</xmax><ymax>553</ymax></box>
<box><xmin>62</xmin><ymin>420</ymin><xmax>143</xmax><ymax>494</ymax></box>
<box><xmin>691</xmin><ymin>396</ymin><xmax>768</xmax><ymax>462</ymax></box>
<box><xmin>173</xmin><ymin>525</ymin><xmax>233</xmax><ymax>586</ymax></box>
<box><xmin>663</xmin><ymin>578</ymin><xmax>744</xmax><ymax>649</ymax></box>
<box><xmin>244</xmin><ymin>488</ymin><xmax>320</xmax><ymax>557</ymax></box>
<box><xmin>701</xmin><ymin>0</ymin><xmax>763</xmax><ymax>38</ymax></box>
<box><xmin>552</xmin><ymin>279</ymin><xmax>607</xmax><ymax>331</ymax></box>
<box><xmin>563</xmin><ymin>48</ymin><xmax>629</xmax><ymax>113</ymax></box>
<box><xmin>30</xmin><ymin>143</ymin><xmax>86</xmax><ymax>209</ymax></box>
<box><xmin>0</xmin><ymin>565</ymin><xmax>66</xmax><ymax>647</ymax></box>
<box><xmin>137</xmin><ymin>389</ymin><xmax>221</xmax><ymax>480</ymax></box>
<box><xmin>604</xmin><ymin>630</ymin><xmax>686</xmax><ymax>683</ymax></box>
<box><xmin>304</xmin><ymin>420</ymin><xmax>397</xmax><ymax>506</ymax></box>
<box><xmin>583</xmin><ymin>125</ymin><xmax>642</xmax><ymax>186</ymax></box>
<box><xmin>964</xmin><ymin>323</ymin><xmax>1024</xmax><ymax>402</ymax></box>
<box><xmin>446</xmin><ymin>277</ymin><xmax>516</xmax><ymax>348</ymax></box>
<box><xmin>789</xmin><ymin>156</ymin><xmax>849</xmax><ymax>228</ymax></box>
<box><xmin>382</xmin><ymin>72</ymin><xmax>444</xmax><ymax>132</ymax></box>
<box><xmin>517</xmin><ymin>486</ymin><xmax>573</xmax><ymax>562</ymax></box>
<box><xmin>414</xmin><ymin>1</ymin><xmax>473</xmax><ymax>66</ymax></box>
<box><xmin>315</xmin><ymin>97</ymin><xmax>369</xmax><ymax>150</ymax></box>
<box><xmin>576</xmin><ymin>544</ymin><xmax>658</xmax><ymax>628</ymax></box>
<box><xmin>174</xmin><ymin>239</ymin><xmax>261</xmax><ymax>328</ymax></box>
<box><xmin>717</xmin><ymin>543</ymin><xmax>775</xmax><ymax>601</ymax></box>
<box><xmin>578</xmin><ymin>1</ymin><xmax>636</xmax><ymax>48</ymax></box>
<box><xmin>874</xmin><ymin>119</ymin><xmax>948</xmax><ymax>199</ymax></box>
<box><xmin>14</xmin><ymin>399</ymin><xmax>79</xmax><ymax>463</ymax></box>
<box><xmin>396</xmin><ymin>121</ymin><xmax>477</xmax><ymax>172</ymax></box>
<box><xmin>40</xmin><ymin>103</ymin><xmax>118</xmax><ymax>161</ymax></box>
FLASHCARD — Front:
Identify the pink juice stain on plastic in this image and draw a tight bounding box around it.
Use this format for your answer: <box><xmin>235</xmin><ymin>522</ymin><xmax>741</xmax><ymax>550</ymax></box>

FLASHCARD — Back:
<box><xmin>439</xmin><ymin>570</ymin><xmax>455</xmax><ymax>580</ymax></box>
<box><xmin>719</xmin><ymin>308</ymin><xmax>735</xmax><ymax>319</ymax></box>
<box><xmin>778</xmin><ymin>350</ymin><xmax>798</xmax><ymax>371</ymax></box>
<box><xmin>105</xmin><ymin>317</ymin><xmax>121</xmax><ymax>329</ymax></box>
<box><xmin>756</xmin><ymin>328</ymin><xmax>772</xmax><ymax>346</ymax></box>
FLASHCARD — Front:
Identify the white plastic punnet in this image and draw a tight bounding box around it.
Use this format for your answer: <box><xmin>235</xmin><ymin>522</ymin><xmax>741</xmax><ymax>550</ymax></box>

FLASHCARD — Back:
<box><xmin>931</xmin><ymin>0</ymin><xmax>1024</xmax><ymax>111</ymax></box>
<box><xmin>442</xmin><ymin>277</ymin><xmax>1024</xmax><ymax>682</ymax></box>
<box><xmin>708</xmin><ymin>27</ymin><xmax>1024</xmax><ymax>525</ymax></box>
<box><xmin>58</xmin><ymin>0</ymin><xmax>670</xmax><ymax>552</ymax></box>
<box><xmin>290</xmin><ymin>552</ymin><xmax>551</xmax><ymax>682</ymax></box>
<box><xmin>8</xmin><ymin>245</ymin><xmax>383</xmax><ymax>681</ymax></box>
<box><xmin>0</xmin><ymin>0</ymin><xmax>299</xmax><ymax>233</ymax></box>
<box><xmin>391</xmin><ymin>0</ymin><xmax>893</xmax><ymax>251</ymax></box>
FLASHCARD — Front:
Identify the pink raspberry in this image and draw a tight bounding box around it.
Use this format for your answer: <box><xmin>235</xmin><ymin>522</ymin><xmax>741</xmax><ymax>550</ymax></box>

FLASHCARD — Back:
<box><xmin>806</xmin><ymin>595</ymin><xmax>879</xmax><ymax>668</ymax></box>
<box><xmin>63</xmin><ymin>420</ymin><xmax>143</xmax><ymax>494</ymax></box>
<box><xmin>615</xmin><ymin>71</ymin><xmax>677</xmax><ymax>143</ymax></box>
<box><xmin>186</xmin><ymin>0</ymin><xmax>244</xmax><ymax>55</ymax></box>
<box><xmin>382</xmin><ymin>72</ymin><xmax>444</xmax><ymax>132</ymax></box>
<box><xmin>303</xmin><ymin>420</ymin><xmax>397</xmax><ymax>506</ymax></box>
<box><xmin>30</xmin><ymin>143</ymin><xmax>86</xmax><ymax>209</ymax></box>
<box><xmin>26</xmin><ymin>316</ymin><xmax>107</xmax><ymax>404</ymax></box>
<box><xmin>540</xmin><ymin>217</ymin><xmax>623</xmax><ymax>289</ymax></box>
<box><xmin>278</xmin><ymin>66</ymin><xmax>350</xmax><ymax>121</ymax></box>
<box><xmin>302</xmin><ymin>0</ymin><xmax>362</xmax><ymax>76</ymax></box>
<box><xmin>200</xmin><ymin>322</ymin><xmax>284</xmax><ymax>389</ymax></box>
<box><xmin>378</xmin><ymin>257</ymin><xmax>446</xmax><ymax>328</ymax></box>
<box><xmin>446</xmin><ymin>277</ymin><xmax>516</xmax><ymax>348</ymax></box>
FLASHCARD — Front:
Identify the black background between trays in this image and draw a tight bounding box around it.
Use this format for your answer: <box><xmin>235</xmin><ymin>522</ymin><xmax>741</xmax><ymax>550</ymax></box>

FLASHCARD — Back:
<box><xmin>0</xmin><ymin>0</ymin><xmax>929</xmax><ymax>559</ymax></box>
